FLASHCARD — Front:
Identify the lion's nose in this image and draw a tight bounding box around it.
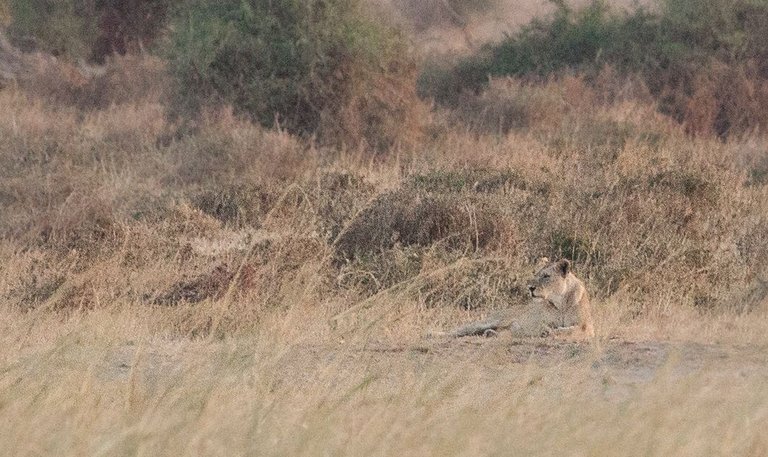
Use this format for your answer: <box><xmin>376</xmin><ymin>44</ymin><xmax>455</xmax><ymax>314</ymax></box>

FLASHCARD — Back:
<box><xmin>527</xmin><ymin>285</ymin><xmax>536</xmax><ymax>295</ymax></box>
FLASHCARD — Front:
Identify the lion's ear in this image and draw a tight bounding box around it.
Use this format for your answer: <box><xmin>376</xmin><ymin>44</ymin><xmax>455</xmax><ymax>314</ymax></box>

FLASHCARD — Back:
<box><xmin>557</xmin><ymin>259</ymin><xmax>571</xmax><ymax>276</ymax></box>
<box><xmin>535</xmin><ymin>257</ymin><xmax>550</xmax><ymax>270</ymax></box>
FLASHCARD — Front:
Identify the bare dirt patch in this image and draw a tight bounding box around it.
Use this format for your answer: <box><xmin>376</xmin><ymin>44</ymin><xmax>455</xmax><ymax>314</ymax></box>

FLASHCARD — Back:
<box><xmin>97</xmin><ymin>337</ymin><xmax>768</xmax><ymax>397</ymax></box>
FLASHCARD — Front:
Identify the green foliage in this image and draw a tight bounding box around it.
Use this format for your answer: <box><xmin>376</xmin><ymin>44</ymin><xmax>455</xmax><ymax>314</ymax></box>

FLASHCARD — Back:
<box><xmin>166</xmin><ymin>0</ymin><xmax>416</xmax><ymax>146</ymax></box>
<box><xmin>420</xmin><ymin>0</ymin><xmax>768</xmax><ymax>96</ymax></box>
<box><xmin>419</xmin><ymin>1</ymin><xmax>659</xmax><ymax>103</ymax></box>
<box><xmin>486</xmin><ymin>1</ymin><xmax>636</xmax><ymax>76</ymax></box>
<box><xmin>658</xmin><ymin>0</ymin><xmax>768</xmax><ymax>61</ymax></box>
<box><xmin>7</xmin><ymin>0</ymin><xmax>176</xmax><ymax>60</ymax></box>
<box><xmin>8</xmin><ymin>0</ymin><xmax>98</xmax><ymax>57</ymax></box>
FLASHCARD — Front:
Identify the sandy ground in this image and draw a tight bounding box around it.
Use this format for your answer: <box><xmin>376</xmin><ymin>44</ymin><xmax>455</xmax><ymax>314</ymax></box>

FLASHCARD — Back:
<box><xmin>97</xmin><ymin>336</ymin><xmax>768</xmax><ymax>401</ymax></box>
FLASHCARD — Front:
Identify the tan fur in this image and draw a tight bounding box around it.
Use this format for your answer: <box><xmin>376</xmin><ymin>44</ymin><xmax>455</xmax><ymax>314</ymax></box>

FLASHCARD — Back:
<box><xmin>526</xmin><ymin>258</ymin><xmax>594</xmax><ymax>339</ymax></box>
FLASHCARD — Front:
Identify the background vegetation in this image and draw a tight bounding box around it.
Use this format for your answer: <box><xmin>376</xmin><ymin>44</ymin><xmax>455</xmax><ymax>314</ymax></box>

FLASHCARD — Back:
<box><xmin>422</xmin><ymin>0</ymin><xmax>768</xmax><ymax>137</ymax></box>
<box><xmin>2</xmin><ymin>0</ymin><xmax>768</xmax><ymax>455</ymax></box>
<box><xmin>165</xmin><ymin>0</ymin><xmax>422</xmax><ymax>149</ymax></box>
<box><xmin>7</xmin><ymin>0</ymin><xmax>174</xmax><ymax>60</ymax></box>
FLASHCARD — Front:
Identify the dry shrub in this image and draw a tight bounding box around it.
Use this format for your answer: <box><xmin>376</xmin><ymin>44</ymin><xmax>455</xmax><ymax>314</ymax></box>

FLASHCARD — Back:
<box><xmin>330</xmin><ymin>176</ymin><xmax>516</xmax><ymax>298</ymax></box>
<box><xmin>444</xmin><ymin>74</ymin><xmax>661</xmax><ymax>139</ymax></box>
<box><xmin>546</xmin><ymin>116</ymin><xmax>665</xmax><ymax>165</ymax></box>
<box><xmin>159</xmin><ymin>204</ymin><xmax>222</xmax><ymax>238</ymax></box>
<box><xmin>531</xmin><ymin>147</ymin><xmax>759</xmax><ymax>312</ymax></box>
<box><xmin>15</xmin><ymin>275</ymin><xmax>97</xmax><ymax>313</ymax></box>
<box><xmin>81</xmin><ymin>54</ymin><xmax>168</xmax><ymax>107</ymax></box>
<box><xmin>447</xmin><ymin>78</ymin><xmax>564</xmax><ymax>135</ymax></box>
<box><xmin>406</xmin><ymin>167</ymin><xmax>541</xmax><ymax>194</ymax></box>
<box><xmin>394</xmin><ymin>118</ymin><xmax>766</xmax><ymax>316</ymax></box>
<box><xmin>113</xmin><ymin>223</ymin><xmax>180</xmax><ymax>272</ymax></box>
<box><xmin>46</xmin><ymin>279</ymin><xmax>98</xmax><ymax>312</ymax></box>
<box><xmin>153</xmin><ymin>263</ymin><xmax>239</xmax><ymax>306</ymax></box>
<box><xmin>2</xmin><ymin>247</ymin><xmax>117</xmax><ymax>313</ymax></box>
<box><xmin>35</xmin><ymin>192</ymin><xmax>123</xmax><ymax>257</ymax></box>
<box><xmin>388</xmin><ymin>0</ymin><xmax>499</xmax><ymax>31</ymax></box>
<box><xmin>411</xmin><ymin>257</ymin><xmax>524</xmax><ymax>310</ymax></box>
<box><xmin>0</xmin><ymin>87</ymin><xmax>78</xmax><ymax>137</ymax></box>
<box><xmin>20</xmin><ymin>54</ymin><xmax>167</xmax><ymax>110</ymax></box>
<box><xmin>149</xmin><ymin>232</ymin><xmax>327</xmax><ymax>317</ymax></box>
<box><xmin>5</xmin><ymin>251</ymin><xmax>67</xmax><ymax>312</ymax></box>
<box><xmin>681</xmin><ymin>61</ymin><xmax>768</xmax><ymax>138</ymax></box>
<box><xmin>192</xmin><ymin>183</ymin><xmax>275</xmax><ymax>228</ymax></box>
<box><xmin>169</xmin><ymin>118</ymin><xmax>310</xmax><ymax>186</ymax></box>
<box><xmin>335</xmin><ymin>245</ymin><xmax>424</xmax><ymax>296</ymax></box>
<box><xmin>80</xmin><ymin>102</ymin><xmax>168</xmax><ymax>147</ymax></box>
<box><xmin>332</xmin><ymin>188</ymin><xmax>501</xmax><ymax>263</ymax></box>
<box><xmin>320</xmin><ymin>59</ymin><xmax>431</xmax><ymax>151</ymax></box>
<box><xmin>311</xmin><ymin>170</ymin><xmax>376</xmax><ymax>242</ymax></box>
<box><xmin>590</xmin><ymin>65</ymin><xmax>655</xmax><ymax>106</ymax></box>
<box><xmin>0</xmin><ymin>29</ymin><xmax>26</xmax><ymax>86</ymax></box>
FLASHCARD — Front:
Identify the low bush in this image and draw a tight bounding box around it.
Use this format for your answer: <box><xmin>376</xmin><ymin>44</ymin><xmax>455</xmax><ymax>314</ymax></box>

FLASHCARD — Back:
<box><xmin>165</xmin><ymin>0</ymin><xmax>425</xmax><ymax>150</ymax></box>
<box><xmin>332</xmin><ymin>188</ymin><xmax>501</xmax><ymax>264</ymax></box>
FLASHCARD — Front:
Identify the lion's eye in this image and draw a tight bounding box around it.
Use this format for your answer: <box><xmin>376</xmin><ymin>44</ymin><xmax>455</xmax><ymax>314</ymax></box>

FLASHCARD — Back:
<box><xmin>542</xmin><ymin>274</ymin><xmax>550</xmax><ymax>279</ymax></box>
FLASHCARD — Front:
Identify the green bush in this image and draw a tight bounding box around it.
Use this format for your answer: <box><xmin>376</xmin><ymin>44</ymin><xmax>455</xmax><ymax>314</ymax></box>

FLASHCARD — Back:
<box><xmin>652</xmin><ymin>0</ymin><xmax>768</xmax><ymax>131</ymax></box>
<box><xmin>419</xmin><ymin>0</ymin><xmax>768</xmax><ymax>137</ymax></box>
<box><xmin>166</xmin><ymin>0</ymin><xmax>421</xmax><ymax>149</ymax></box>
<box><xmin>8</xmin><ymin>0</ymin><xmax>176</xmax><ymax>61</ymax></box>
<box><xmin>419</xmin><ymin>1</ymin><xmax>659</xmax><ymax>103</ymax></box>
<box><xmin>8</xmin><ymin>0</ymin><xmax>98</xmax><ymax>57</ymax></box>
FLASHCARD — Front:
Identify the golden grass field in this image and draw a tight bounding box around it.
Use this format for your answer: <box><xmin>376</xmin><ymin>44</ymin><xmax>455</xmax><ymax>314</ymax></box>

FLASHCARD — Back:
<box><xmin>2</xmin><ymin>2</ymin><xmax>768</xmax><ymax>453</ymax></box>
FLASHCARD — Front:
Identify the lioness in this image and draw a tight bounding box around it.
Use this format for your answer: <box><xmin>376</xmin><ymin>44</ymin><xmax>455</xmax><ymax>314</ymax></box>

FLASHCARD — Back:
<box><xmin>429</xmin><ymin>258</ymin><xmax>594</xmax><ymax>339</ymax></box>
<box><xmin>527</xmin><ymin>257</ymin><xmax>594</xmax><ymax>338</ymax></box>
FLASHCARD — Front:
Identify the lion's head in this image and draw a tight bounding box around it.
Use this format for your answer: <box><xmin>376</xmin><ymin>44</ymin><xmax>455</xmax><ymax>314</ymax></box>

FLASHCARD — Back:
<box><xmin>526</xmin><ymin>257</ymin><xmax>572</xmax><ymax>303</ymax></box>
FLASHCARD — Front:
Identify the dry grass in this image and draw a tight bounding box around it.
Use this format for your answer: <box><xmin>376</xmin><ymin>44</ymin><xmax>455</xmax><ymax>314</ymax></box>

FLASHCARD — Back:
<box><xmin>3</xmin><ymin>301</ymin><xmax>768</xmax><ymax>456</ymax></box>
<box><xmin>2</xmin><ymin>51</ymin><xmax>768</xmax><ymax>456</ymax></box>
